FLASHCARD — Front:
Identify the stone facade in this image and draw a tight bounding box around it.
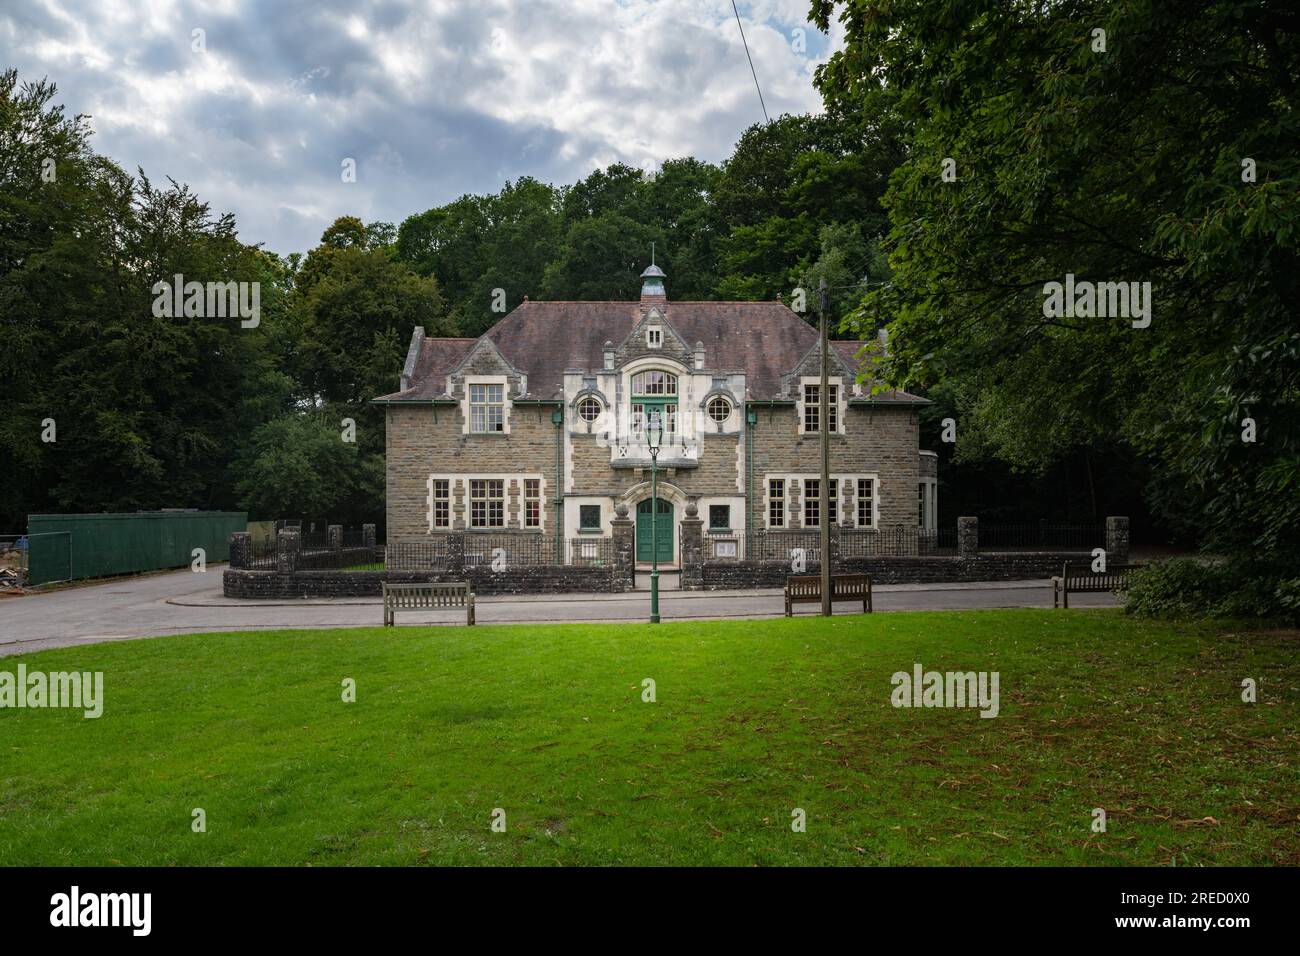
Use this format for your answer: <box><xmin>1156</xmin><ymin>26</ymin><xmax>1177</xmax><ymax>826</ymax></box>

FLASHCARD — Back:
<box><xmin>746</xmin><ymin>402</ymin><xmax>920</xmax><ymax>533</ymax></box>
<box><xmin>375</xmin><ymin>266</ymin><xmax>937</xmax><ymax>565</ymax></box>
<box><xmin>385</xmin><ymin>401</ymin><xmax>562</xmax><ymax>540</ymax></box>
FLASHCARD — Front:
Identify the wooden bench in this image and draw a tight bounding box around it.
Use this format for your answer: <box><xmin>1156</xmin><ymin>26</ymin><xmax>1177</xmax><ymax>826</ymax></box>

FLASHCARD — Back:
<box><xmin>1051</xmin><ymin>563</ymin><xmax>1137</xmax><ymax>608</ymax></box>
<box><xmin>784</xmin><ymin>573</ymin><xmax>873</xmax><ymax>616</ymax></box>
<box><xmin>382</xmin><ymin>581</ymin><xmax>475</xmax><ymax>626</ymax></box>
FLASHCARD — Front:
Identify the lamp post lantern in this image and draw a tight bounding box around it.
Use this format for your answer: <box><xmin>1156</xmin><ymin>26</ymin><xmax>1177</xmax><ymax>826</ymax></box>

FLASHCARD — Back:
<box><xmin>647</xmin><ymin>409</ymin><xmax>663</xmax><ymax>624</ymax></box>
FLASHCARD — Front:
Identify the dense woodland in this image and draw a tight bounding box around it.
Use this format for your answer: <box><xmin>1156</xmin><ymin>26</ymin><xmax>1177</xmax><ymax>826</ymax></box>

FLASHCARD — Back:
<box><xmin>2</xmin><ymin>1</ymin><xmax>1296</xmax><ymax>575</ymax></box>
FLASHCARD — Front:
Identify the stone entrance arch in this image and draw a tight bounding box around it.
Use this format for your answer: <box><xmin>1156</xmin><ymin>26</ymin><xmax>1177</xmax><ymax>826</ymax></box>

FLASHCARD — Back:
<box><xmin>621</xmin><ymin>479</ymin><xmax>688</xmax><ymax>511</ymax></box>
<box><xmin>622</xmin><ymin>480</ymin><xmax>688</xmax><ymax>567</ymax></box>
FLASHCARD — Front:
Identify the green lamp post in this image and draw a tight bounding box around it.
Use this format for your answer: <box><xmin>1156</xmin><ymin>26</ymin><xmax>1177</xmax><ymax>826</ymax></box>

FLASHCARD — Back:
<box><xmin>647</xmin><ymin>408</ymin><xmax>663</xmax><ymax>624</ymax></box>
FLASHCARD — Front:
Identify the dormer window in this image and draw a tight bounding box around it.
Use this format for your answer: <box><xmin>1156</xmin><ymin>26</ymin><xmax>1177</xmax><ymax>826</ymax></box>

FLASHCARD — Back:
<box><xmin>647</xmin><ymin>326</ymin><xmax>662</xmax><ymax>348</ymax></box>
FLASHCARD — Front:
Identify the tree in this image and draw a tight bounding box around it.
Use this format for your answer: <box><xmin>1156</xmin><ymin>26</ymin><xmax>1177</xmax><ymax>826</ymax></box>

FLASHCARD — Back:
<box><xmin>291</xmin><ymin>217</ymin><xmax>456</xmax><ymax>525</ymax></box>
<box><xmin>1</xmin><ymin>70</ymin><xmax>291</xmax><ymax>523</ymax></box>
<box><xmin>232</xmin><ymin>414</ymin><xmax>362</xmax><ymax>520</ymax></box>
<box><xmin>713</xmin><ymin>110</ymin><xmax>902</xmax><ymax>311</ymax></box>
<box><xmin>541</xmin><ymin>213</ymin><xmax>660</xmax><ymax>301</ymax></box>
<box><xmin>814</xmin><ymin>0</ymin><xmax>1300</xmax><ymax>561</ymax></box>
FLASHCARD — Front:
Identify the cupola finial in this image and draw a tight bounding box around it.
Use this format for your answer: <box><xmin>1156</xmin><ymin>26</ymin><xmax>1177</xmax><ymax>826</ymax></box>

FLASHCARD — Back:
<box><xmin>640</xmin><ymin>249</ymin><xmax>666</xmax><ymax>302</ymax></box>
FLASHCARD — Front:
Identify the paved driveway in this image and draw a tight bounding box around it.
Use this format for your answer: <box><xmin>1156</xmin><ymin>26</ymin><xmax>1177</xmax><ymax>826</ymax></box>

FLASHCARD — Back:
<box><xmin>0</xmin><ymin>566</ymin><xmax>1120</xmax><ymax>657</ymax></box>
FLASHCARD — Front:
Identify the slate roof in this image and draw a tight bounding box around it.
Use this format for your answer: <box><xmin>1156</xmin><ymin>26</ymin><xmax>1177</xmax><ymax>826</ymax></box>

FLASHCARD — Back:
<box><xmin>374</xmin><ymin>300</ymin><xmax>927</xmax><ymax>404</ymax></box>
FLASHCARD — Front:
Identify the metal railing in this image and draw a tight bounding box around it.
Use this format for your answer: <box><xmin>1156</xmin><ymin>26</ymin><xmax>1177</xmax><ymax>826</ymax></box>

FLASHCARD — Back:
<box><xmin>699</xmin><ymin>528</ymin><xmax>955</xmax><ymax>562</ymax></box>
<box><xmin>566</xmin><ymin>536</ymin><xmax>614</xmax><ymax>567</ymax></box>
<box><xmin>384</xmin><ymin>537</ymin><xmax>450</xmax><ymax>571</ymax></box>
<box><xmin>839</xmin><ymin>527</ymin><xmax>957</xmax><ymax>557</ymax></box>
<box><xmin>245</xmin><ymin>531</ymin><xmax>614</xmax><ymax>572</ymax></box>
<box><xmin>297</xmin><ymin>529</ymin><xmax>379</xmax><ymax>570</ymax></box>
<box><xmin>699</xmin><ymin>530</ymin><xmax>823</xmax><ymax>563</ymax></box>
<box><xmin>462</xmin><ymin>535</ymin><xmax>614</xmax><ymax>568</ymax></box>
<box><xmin>978</xmin><ymin>523</ymin><xmax>1104</xmax><ymax>551</ymax></box>
<box><xmin>244</xmin><ymin>538</ymin><xmax>280</xmax><ymax>571</ymax></box>
<box><xmin>698</xmin><ymin>524</ymin><xmax>1094</xmax><ymax>562</ymax></box>
<box><xmin>463</xmin><ymin>534</ymin><xmax>558</xmax><ymax>567</ymax></box>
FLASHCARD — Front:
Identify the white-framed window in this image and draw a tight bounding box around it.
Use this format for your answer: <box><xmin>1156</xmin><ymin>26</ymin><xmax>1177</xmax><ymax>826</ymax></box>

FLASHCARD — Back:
<box><xmin>470</xmin><ymin>479</ymin><xmax>505</xmax><ymax>528</ymax></box>
<box><xmin>524</xmin><ymin>479</ymin><xmax>541</xmax><ymax>528</ymax></box>
<box><xmin>802</xmin><ymin>383</ymin><xmax>839</xmax><ymax>433</ymax></box>
<box><xmin>857</xmin><ymin>478</ymin><xmax>875</xmax><ymax>529</ymax></box>
<box><xmin>767</xmin><ymin>473</ymin><xmax>873</xmax><ymax>530</ymax></box>
<box><xmin>469</xmin><ymin>383</ymin><xmax>505</xmax><ymax>433</ymax></box>
<box><xmin>801</xmin><ymin>478</ymin><xmax>837</xmax><ymax>527</ymax></box>
<box><xmin>917</xmin><ymin>478</ymin><xmax>937</xmax><ymax>530</ymax></box>
<box><xmin>577</xmin><ymin>397</ymin><xmax>602</xmax><ymax>422</ymax></box>
<box><xmin>707</xmin><ymin>396</ymin><xmax>731</xmax><ymax>424</ymax></box>
<box><xmin>429</xmin><ymin>478</ymin><xmax>450</xmax><ymax>530</ymax></box>
<box><xmin>647</xmin><ymin>327</ymin><xmax>663</xmax><ymax>348</ymax></box>
<box><xmin>768</xmin><ymin>478</ymin><xmax>785</xmax><ymax>528</ymax></box>
<box><xmin>803</xmin><ymin>479</ymin><xmax>820</xmax><ymax>527</ymax></box>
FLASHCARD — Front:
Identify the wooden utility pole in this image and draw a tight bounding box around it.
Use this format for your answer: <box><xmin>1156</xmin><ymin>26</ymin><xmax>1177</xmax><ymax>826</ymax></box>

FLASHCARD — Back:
<box><xmin>818</xmin><ymin>278</ymin><xmax>831</xmax><ymax>616</ymax></box>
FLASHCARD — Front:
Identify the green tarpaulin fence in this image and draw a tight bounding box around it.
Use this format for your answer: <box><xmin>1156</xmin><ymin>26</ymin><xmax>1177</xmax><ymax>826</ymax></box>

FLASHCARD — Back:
<box><xmin>26</xmin><ymin>512</ymin><xmax>247</xmax><ymax>585</ymax></box>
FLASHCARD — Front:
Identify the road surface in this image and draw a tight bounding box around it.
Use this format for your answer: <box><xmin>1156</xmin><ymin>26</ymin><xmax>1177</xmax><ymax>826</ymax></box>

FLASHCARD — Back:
<box><xmin>0</xmin><ymin>567</ymin><xmax>1119</xmax><ymax>657</ymax></box>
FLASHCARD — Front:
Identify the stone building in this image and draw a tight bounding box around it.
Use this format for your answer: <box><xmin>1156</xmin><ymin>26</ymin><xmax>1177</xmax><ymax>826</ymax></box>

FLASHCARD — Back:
<box><xmin>374</xmin><ymin>265</ymin><xmax>936</xmax><ymax>578</ymax></box>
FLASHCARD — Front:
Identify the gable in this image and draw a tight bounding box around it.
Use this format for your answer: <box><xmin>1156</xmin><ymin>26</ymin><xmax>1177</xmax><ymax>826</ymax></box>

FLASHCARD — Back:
<box><xmin>613</xmin><ymin>306</ymin><xmax>693</xmax><ymax>369</ymax></box>
<box><xmin>447</xmin><ymin>335</ymin><xmax>526</xmax><ymax>399</ymax></box>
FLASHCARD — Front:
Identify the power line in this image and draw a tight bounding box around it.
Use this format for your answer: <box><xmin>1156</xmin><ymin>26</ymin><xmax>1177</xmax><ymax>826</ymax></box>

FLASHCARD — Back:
<box><xmin>730</xmin><ymin>0</ymin><xmax>769</xmax><ymax>124</ymax></box>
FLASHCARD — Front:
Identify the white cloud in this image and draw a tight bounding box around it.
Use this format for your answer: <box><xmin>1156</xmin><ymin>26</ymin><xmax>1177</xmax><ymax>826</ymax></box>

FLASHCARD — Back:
<box><xmin>1</xmin><ymin>0</ymin><xmax>844</xmax><ymax>253</ymax></box>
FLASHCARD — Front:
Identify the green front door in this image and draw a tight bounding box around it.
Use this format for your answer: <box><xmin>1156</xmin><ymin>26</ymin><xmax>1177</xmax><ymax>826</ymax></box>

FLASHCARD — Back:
<box><xmin>636</xmin><ymin>498</ymin><xmax>674</xmax><ymax>563</ymax></box>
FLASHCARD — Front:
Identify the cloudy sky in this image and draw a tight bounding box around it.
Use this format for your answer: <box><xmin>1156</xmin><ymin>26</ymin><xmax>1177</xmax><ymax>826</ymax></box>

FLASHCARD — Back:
<box><xmin>4</xmin><ymin>0</ymin><xmax>841</xmax><ymax>255</ymax></box>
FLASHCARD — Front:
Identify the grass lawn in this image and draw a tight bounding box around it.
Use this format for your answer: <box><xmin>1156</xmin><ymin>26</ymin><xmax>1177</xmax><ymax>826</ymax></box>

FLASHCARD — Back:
<box><xmin>1</xmin><ymin>610</ymin><xmax>1296</xmax><ymax>866</ymax></box>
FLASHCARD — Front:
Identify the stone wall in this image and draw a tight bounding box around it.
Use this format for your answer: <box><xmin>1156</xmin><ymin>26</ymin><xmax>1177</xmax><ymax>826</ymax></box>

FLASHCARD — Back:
<box><xmin>699</xmin><ymin>552</ymin><xmax>1091</xmax><ymax>590</ymax></box>
<box><xmin>223</xmin><ymin>565</ymin><xmax>613</xmax><ymax>599</ymax></box>
<box><xmin>225</xmin><ymin>519</ymin><xmax>1124</xmax><ymax>598</ymax></box>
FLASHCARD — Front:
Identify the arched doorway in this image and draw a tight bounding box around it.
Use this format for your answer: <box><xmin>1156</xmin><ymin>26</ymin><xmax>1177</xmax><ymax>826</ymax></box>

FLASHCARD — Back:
<box><xmin>635</xmin><ymin>497</ymin><xmax>674</xmax><ymax>564</ymax></box>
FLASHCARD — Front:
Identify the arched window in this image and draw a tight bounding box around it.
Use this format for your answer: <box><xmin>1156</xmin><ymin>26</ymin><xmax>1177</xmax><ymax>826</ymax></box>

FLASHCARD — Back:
<box><xmin>631</xmin><ymin>370</ymin><xmax>677</xmax><ymax>396</ymax></box>
<box><xmin>577</xmin><ymin>397</ymin><xmax>602</xmax><ymax>422</ymax></box>
<box><xmin>630</xmin><ymin>370</ymin><xmax>678</xmax><ymax>437</ymax></box>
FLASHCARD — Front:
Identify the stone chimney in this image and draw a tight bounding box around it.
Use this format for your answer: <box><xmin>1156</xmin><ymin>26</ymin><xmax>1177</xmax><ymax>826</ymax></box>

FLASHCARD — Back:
<box><xmin>603</xmin><ymin>340</ymin><xmax>615</xmax><ymax>370</ymax></box>
<box><xmin>400</xmin><ymin>326</ymin><xmax>425</xmax><ymax>391</ymax></box>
